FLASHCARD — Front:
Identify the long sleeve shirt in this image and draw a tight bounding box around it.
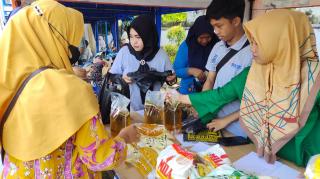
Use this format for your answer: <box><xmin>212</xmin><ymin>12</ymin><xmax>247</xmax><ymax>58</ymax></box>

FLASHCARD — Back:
<box><xmin>173</xmin><ymin>41</ymin><xmax>197</xmax><ymax>94</ymax></box>
<box><xmin>189</xmin><ymin>67</ymin><xmax>320</xmax><ymax>166</ymax></box>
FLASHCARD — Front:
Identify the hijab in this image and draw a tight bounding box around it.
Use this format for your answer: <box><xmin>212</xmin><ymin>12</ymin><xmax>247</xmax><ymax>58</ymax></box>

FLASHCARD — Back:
<box><xmin>186</xmin><ymin>15</ymin><xmax>218</xmax><ymax>71</ymax></box>
<box><xmin>127</xmin><ymin>15</ymin><xmax>160</xmax><ymax>72</ymax></box>
<box><xmin>0</xmin><ymin>0</ymin><xmax>99</xmax><ymax>161</ymax></box>
<box><xmin>241</xmin><ymin>9</ymin><xmax>320</xmax><ymax>163</ymax></box>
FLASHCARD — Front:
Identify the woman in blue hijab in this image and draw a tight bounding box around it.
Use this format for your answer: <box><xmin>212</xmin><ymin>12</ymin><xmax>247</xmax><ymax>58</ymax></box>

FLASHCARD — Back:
<box><xmin>173</xmin><ymin>15</ymin><xmax>218</xmax><ymax>94</ymax></box>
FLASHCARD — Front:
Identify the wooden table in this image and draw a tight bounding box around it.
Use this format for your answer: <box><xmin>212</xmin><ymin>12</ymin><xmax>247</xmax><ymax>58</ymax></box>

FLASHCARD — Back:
<box><xmin>114</xmin><ymin>112</ymin><xmax>305</xmax><ymax>179</ymax></box>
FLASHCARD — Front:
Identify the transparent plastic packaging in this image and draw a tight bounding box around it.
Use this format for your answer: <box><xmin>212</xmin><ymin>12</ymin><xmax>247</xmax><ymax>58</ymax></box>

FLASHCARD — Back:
<box><xmin>144</xmin><ymin>91</ymin><xmax>165</xmax><ymax>124</ymax></box>
<box><xmin>110</xmin><ymin>93</ymin><xmax>130</xmax><ymax>137</ymax></box>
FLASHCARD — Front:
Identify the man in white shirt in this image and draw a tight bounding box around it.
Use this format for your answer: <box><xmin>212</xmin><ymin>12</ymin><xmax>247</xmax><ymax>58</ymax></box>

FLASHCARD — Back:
<box><xmin>202</xmin><ymin>0</ymin><xmax>252</xmax><ymax>137</ymax></box>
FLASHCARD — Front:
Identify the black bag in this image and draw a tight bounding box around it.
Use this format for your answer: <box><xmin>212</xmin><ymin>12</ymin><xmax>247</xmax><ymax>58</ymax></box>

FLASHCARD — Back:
<box><xmin>127</xmin><ymin>70</ymin><xmax>174</xmax><ymax>103</ymax></box>
<box><xmin>127</xmin><ymin>70</ymin><xmax>174</xmax><ymax>93</ymax></box>
<box><xmin>98</xmin><ymin>73</ymin><xmax>130</xmax><ymax>124</ymax></box>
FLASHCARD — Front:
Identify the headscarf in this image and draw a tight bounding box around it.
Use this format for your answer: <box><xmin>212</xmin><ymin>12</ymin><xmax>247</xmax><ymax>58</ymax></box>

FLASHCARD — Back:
<box><xmin>127</xmin><ymin>15</ymin><xmax>160</xmax><ymax>72</ymax></box>
<box><xmin>241</xmin><ymin>9</ymin><xmax>320</xmax><ymax>163</ymax></box>
<box><xmin>186</xmin><ymin>15</ymin><xmax>218</xmax><ymax>71</ymax></box>
<box><xmin>0</xmin><ymin>0</ymin><xmax>99</xmax><ymax>161</ymax></box>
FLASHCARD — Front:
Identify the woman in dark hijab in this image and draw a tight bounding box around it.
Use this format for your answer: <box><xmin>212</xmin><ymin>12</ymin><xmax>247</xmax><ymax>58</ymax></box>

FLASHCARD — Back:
<box><xmin>110</xmin><ymin>15</ymin><xmax>175</xmax><ymax>111</ymax></box>
<box><xmin>173</xmin><ymin>15</ymin><xmax>218</xmax><ymax>94</ymax></box>
<box><xmin>127</xmin><ymin>15</ymin><xmax>159</xmax><ymax>72</ymax></box>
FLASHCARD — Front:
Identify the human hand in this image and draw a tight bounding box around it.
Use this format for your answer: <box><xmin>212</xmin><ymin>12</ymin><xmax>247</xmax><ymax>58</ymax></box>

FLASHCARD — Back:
<box><xmin>117</xmin><ymin>124</ymin><xmax>140</xmax><ymax>144</ymax></box>
<box><xmin>73</xmin><ymin>66</ymin><xmax>87</xmax><ymax>80</ymax></box>
<box><xmin>189</xmin><ymin>68</ymin><xmax>206</xmax><ymax>82</ymax></box>
<box><xmin>166</xmin><ymin>89</ymin><xmax>182</xmax><ymax>103</ymax></box>
<box><xmin>206</xmin><ymin>119</ymin><xmax>230</xmax><ymax>131</ymax></box>
<box><xmin>165</xmin><ymin>89</ymin><xmax>192</xmax><ymax>105</ymax></box>
<box><xmin>122</xmin><ymin>74</ymin><xmax>132</xmax><ymax>84</ymax></box>
<box><xmin>196</xmin><ymin>71</ymin><xmax>206</xmax><ymax>82</ymax></box>
<box><xmin>165</xmin><ymin>89</ymin><xmax>180</xmax><ymax>107</ymax></box>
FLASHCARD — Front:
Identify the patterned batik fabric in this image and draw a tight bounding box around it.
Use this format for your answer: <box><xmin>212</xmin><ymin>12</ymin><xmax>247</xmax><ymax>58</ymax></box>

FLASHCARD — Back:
<box><xmin>2</xmin><ymin>114</ymin><xmax>127</xmax><ymax>179</ymax></box>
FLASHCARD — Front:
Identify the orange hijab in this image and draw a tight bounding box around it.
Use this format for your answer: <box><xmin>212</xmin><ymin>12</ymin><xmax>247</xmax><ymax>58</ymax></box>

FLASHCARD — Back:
<box><xmin>0</xmin><ymin>0</ymin><xmax>99</xmax><ymax>161</ymax></box>
<box><xmin>241</xmin><ymin>9</ymin><xmax>320</xmax><ymax>163</ymax></box>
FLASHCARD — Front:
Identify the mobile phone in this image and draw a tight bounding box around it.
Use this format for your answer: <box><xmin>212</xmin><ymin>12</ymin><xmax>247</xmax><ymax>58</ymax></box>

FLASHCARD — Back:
<box><xmin>218</xmin><ymin>136</ymin><xmax>250</xmax><ymax>146</ymax></box>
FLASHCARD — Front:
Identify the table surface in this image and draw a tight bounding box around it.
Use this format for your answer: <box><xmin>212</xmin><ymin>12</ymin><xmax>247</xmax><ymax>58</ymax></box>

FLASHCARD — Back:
<box><xmin>113</xmin><ymin>112</ymin><xmax>305</xmax><ymax>179</ymax></box>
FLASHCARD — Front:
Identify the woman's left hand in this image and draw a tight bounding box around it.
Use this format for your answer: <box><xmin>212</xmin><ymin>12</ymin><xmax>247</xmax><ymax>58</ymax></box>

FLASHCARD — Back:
<box><xmin>122</xmin><ymin>74</ymin><xmax>133</xmax><ymax>84</ymax></box>
<box><xmin>206</xmin><ymin>119</ymin><xmax>229</xmax><ymax>131</ymax></box>
<box><xmin>206</xmin><ymin>111</ymin><xmax>239</xmax><ymax>131</ymax></box>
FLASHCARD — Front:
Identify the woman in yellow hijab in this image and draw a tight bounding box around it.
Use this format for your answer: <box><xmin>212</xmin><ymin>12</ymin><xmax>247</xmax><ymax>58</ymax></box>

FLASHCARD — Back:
<box><xmin>175</xmin><ymin>9</ymin><xmax>320</xmax><ymax>166</ymax></box>
<box><xmin>0</xmin><ymin>0</ymin><xmax>139</xmax><ymax>178</ymax></box>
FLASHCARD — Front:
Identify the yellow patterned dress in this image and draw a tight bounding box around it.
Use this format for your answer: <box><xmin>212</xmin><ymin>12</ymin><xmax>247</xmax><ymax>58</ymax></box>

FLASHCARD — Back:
<box><xmin>2</xmin><ymin>114</ymin><xmax>127</xmax><ymax>179</ymax></box>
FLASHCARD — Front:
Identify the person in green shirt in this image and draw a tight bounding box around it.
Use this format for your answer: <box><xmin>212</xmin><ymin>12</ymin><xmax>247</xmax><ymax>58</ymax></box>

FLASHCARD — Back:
<box><xmin>174</xmin><ymin>9</ymin><xmax>320</xmax><ymax>167</ymax></box>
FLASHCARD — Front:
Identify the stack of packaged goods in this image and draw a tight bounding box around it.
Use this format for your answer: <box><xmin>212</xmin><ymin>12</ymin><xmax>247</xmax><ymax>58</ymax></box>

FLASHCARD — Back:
<box><xmin>156</xmin><ymin>144</ymin><xmax>273</xmax><ymax>179</ymax></box>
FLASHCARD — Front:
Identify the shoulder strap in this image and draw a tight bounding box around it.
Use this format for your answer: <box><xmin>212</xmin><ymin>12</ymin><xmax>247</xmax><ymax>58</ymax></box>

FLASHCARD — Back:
<box><xmin>0</xmin><ymin>66</ymin><xmax>51</xmax><ymax>163</ymax></box>
<box><xmin>215</xmin><ymin>40</ymin><xmax>250</xmax><ymax>74</ymax></box>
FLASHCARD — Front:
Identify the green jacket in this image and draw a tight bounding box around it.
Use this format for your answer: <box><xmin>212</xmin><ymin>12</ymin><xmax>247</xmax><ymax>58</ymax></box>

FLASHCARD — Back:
<box><xmin>189</xmin><ymin>67</ymin><xmax>320</xmax><ymax>166</ymax></box>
